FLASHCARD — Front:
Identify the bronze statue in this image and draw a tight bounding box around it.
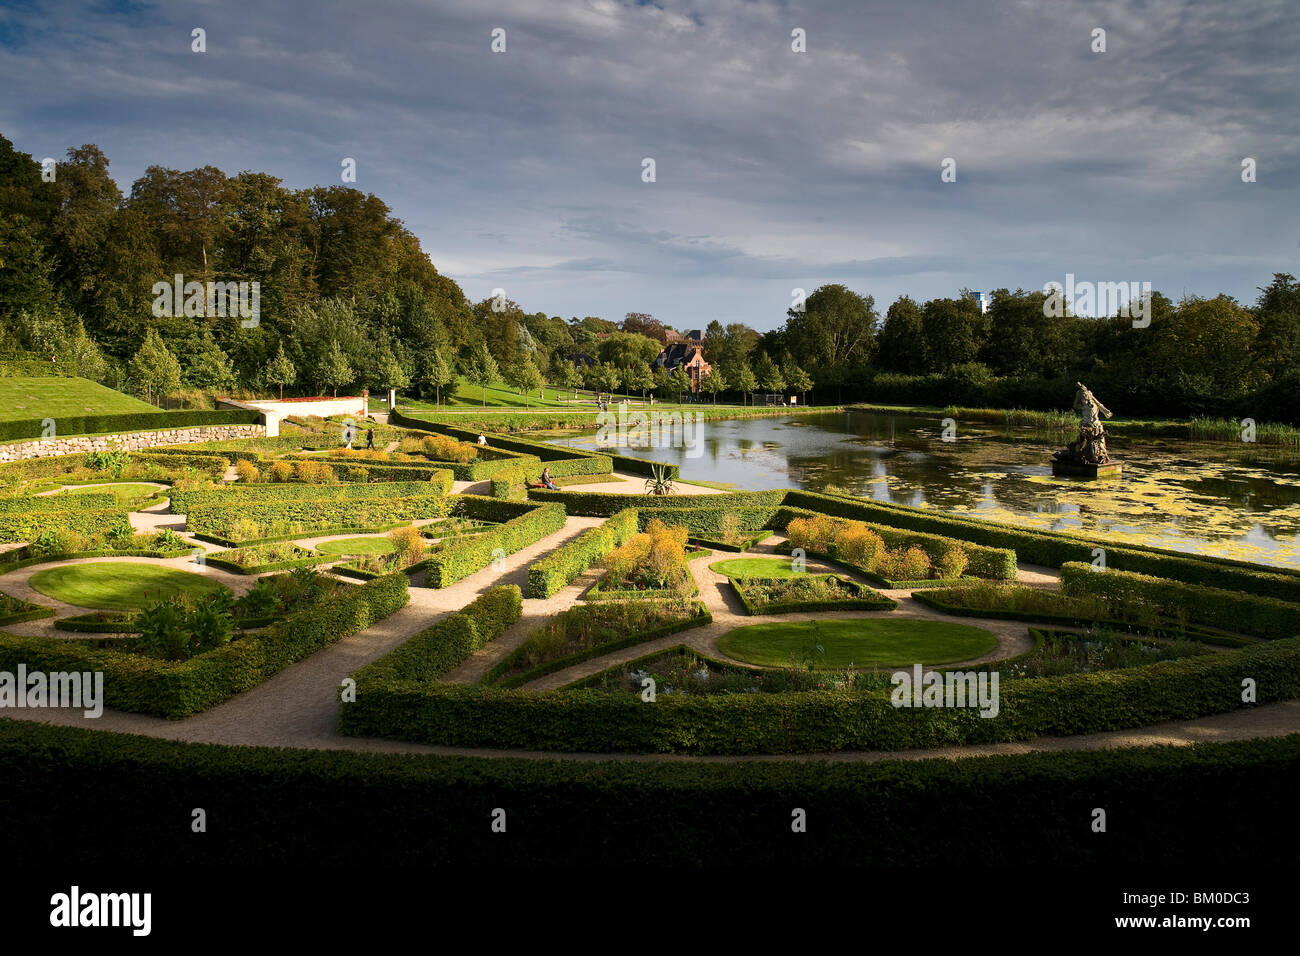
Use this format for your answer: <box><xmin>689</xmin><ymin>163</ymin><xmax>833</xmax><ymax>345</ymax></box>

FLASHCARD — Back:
<box><xmin>1054</xmin><ymin>382</ymin><xmax>1113</xmax><ymax>466</ymax></box>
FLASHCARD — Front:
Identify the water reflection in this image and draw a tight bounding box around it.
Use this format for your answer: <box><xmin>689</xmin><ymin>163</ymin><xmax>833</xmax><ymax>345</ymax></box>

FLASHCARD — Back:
<box><xmin>549</xmin><ymin>410</ymin><xmax>1300</xmax><ymax>569</ymax></box>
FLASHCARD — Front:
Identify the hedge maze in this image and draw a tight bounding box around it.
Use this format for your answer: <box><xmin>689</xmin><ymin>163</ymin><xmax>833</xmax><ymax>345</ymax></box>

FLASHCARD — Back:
<box><xmin>1</xmin><ymin>414</ymin><xmax>1298</xmax><ymax>864</ymax></box>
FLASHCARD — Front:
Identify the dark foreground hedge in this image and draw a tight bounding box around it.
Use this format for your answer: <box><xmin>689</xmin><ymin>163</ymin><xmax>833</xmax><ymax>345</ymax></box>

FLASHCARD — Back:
<box><xmin>334</xmin><ymin>635</ymin><xmax>1300</xmax><ymax>754</ymax></box>
<box><xmin>0</xmin><ymin>573</ymin><xmax>409</xmax><ymax>718</ymax></box>
<box><xmin>1</xmin><ymin>718</ymin><xmax>1297</xmax><ymax>866</ymax></box>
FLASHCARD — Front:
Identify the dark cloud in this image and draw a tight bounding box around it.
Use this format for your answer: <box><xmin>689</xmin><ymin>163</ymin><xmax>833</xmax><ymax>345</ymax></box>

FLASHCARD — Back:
<box><xmin>2</xmin><ymin>0</ymin><xmax>1295</xmax><ymax>326</ymax></box>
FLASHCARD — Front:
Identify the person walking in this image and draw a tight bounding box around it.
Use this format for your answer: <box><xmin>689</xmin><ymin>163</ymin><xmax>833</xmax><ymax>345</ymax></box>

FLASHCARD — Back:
<box><xmin>365</xmin><ymin>428</ymin><xmax>375</xmax><ymax>450</ymax></box>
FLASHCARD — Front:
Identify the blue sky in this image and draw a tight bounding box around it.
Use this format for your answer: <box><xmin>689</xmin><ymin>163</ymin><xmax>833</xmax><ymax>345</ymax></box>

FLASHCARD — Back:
<box><xmin>2</xmin><ymin>0</ymin><xmax>1297</xmax><ymax>329</ymax></box>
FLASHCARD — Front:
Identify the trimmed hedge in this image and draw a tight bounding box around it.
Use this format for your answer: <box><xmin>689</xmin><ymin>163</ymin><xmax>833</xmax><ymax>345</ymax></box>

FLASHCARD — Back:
<box><xmin>1060</xmin><ymin>562</ymin><xmax>1300</xmax><ymax>639</ymax></box>
<box><xmin>785</xmin><ymin>489</ymin><xmax>1300</xmax><ymax>601</ymax></box>
<box><xmin>341</xmin><ymin>585</ymin><xmax>522</xmax><ymax>694</ymax></box>
<box><xmin>306</xmin><ymin>452</ymin><xmax>533</xmax><ymax>483</ymax></box>
<box><xmin>525</xmin><ymin>509</ymin><xmax>638</xmax><ymax>598</ymax></box>
<box><xmin>526</xmin><ymin>488</ymin><xmax>787</xmax><ymax>516</ymax></box>
<box><xmin>4</xmin><ymin>719</ymin><xmax>1300</xmax><ymax>866</ymax></box>
<box><xmin>490</xmin><ymin>455</ymin><xmax>615</xmax><ymax>499</ymax></box>
<box><xmin>0</xmin><ymin>572</ymin><xmax>409</xmax><ymax>718</ymax></box>
<box><xmin>331</xmin><ymin>634</ymin><xmax>1300</xmax><ymax>754</ymax></box>
<box><xmin>423</xmin><ymin>500</ymin><xmax>567</xmax><ymax>587</ymax></box>
<box><xmin>185</xmin><ymin>494</ymin><xmax>453</xmax><ymax>540</ymax></box>
<box><xmin>728</xmin><ymin>574</ymin><xmax>897</xmax><ymax>615</ymax></box>
<box><xmin>203</xmin><ymin>547</ymin><xmax>334</xmax><ymax>575</ymax></box>
<box><xmin>0</xmin><ymin>492</ymin><xmax>118</xmax><ymax>513</ymax></box>
<box><xmin>0</xmin><ymin>407</ymin><xmax>261</xmax><ymax>443</ymax></box>
<box><xmin>170</xmin><ymin>480</ymin><xmax>450</xmax><ymax>514</ymax></box>
<box><xmin>487</xmin><ymin>601</ymin><xmax>713</xmax><ymax>688</ymax></box>
<box><xmin>912</xmin><ymin>588</ymin><xmax>1251</xmax><ymax>647</ymax></box>
<box><xmin>0</xmin><ymin>604</ymin><xmax>55</xmax><ymax>626</ymax></box>
<box><xmin>0</xmin><ymin>507</ymin><xmax>132</xmax><ymax>544</ymax></box>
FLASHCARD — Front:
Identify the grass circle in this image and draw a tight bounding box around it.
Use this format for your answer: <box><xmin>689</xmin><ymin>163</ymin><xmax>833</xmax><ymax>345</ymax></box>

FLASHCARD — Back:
<box><xmin>28</xmin><ymin>562</ymin><xmax>229</xmax><ymax>611</ymax></box>
<box><xmin>716</xmin><ymin>618</ymin><xmax>1000</xmax><ymax>669</ymax></box>
<box><xmin>314</xmin><ymin>536</ymin><xmax>397</xmax><ymax>556</ymax></box>
<box><xmin>710</xmin><ymin>557</ymin><xmax>802</xmax><ymax>579</ymax></box>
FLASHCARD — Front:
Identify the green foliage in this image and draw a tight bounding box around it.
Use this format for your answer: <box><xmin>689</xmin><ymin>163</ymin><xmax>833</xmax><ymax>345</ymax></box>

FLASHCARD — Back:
<box><xmin>423</xmin><ymin>501</ymin><xmax>566</xmax><ymax>587</ymax></box>
<box><xmin>337</xmin><ymin>634</ymin><xmax>1300</xmax><ymax>754</ymax></box>
<box><xmin>0</xmin><ymin>572</ymin><xmax>409</xmax><ymax>718</ymax></box>
<box><xmin>345</xmin><ymin>585</ymin><xmax>521</xmax><ymax>687</ymax></box>
<box><xmin>526</xmin><ymin>508</ymin><xmax>638</xmax><ymax>598</ymax></box>
<box><xmin>1060</xmin><ymin>562</ymin><xmax>1300</xmax><ymax>638</ymax></box>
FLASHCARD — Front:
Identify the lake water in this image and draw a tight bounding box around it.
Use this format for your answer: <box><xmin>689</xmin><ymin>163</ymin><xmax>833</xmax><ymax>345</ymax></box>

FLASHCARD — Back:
<box><xmin>549</xmin><ymin>410</ymin><xmax>1300</xmax><ymax>570</ymax></box>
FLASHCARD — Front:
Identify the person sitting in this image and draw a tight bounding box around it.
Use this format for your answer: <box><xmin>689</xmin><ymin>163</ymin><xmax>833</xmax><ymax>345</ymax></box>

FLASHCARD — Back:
<box><xmin>539</xmin><ymin>467</ymin><xmax>558</xmax><ymax>490</ymax></box>
<box><xmin>477</xmin><ymin>433</ymin><xmax>487</xmax><ymax>446</ymax></box>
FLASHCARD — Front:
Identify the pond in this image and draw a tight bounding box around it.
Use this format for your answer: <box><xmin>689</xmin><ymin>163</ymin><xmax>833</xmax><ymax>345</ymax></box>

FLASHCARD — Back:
<box><xmin>548</xmin><ymin>410</ymin><xmax>1300</xmax><ymax>570</ymax></box>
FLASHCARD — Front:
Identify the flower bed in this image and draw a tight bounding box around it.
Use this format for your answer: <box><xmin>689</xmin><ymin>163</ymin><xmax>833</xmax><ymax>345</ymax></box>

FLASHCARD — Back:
<box><xmin>729</xmin><ymin>573</ymin><xmax>896</xmax><ymax>614</ymax></box>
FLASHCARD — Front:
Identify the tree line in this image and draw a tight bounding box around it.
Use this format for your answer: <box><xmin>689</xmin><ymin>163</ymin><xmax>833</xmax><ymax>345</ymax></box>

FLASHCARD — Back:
<box><xmin>1</xmin><ymin>136</ymin><xmax>1296</xmax><ymax>421</ymax></box>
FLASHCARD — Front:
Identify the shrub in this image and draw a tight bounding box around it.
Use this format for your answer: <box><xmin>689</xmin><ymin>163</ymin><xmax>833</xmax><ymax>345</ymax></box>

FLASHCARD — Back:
<box><xmin>423</xmin><ymin>501</ymin><xmax>566</xmax><ymax>587</ymax></box>
<box><xmin>234</xmin><ymin>459</ymin><xmax>260</xmax><ymax>483</ymax></box>
<box><xmin>268</xmin><ymin>460</ymin><xmax>294</xmax><ymax>483</ymax></box>
<box><xmin>525</xmin><ymin>509</ymin><xmax>638</xmax><ymax>598</ymax></box>
<box><xmin>936</xmin><ymin>545</ymin><xmax>969</xmax><ymax>579</ymax></box>
<box><xmin>294</xmin><ymin>459</ymin><xmax>337</xmax><ymax>484</ymax></box>
<box><xmin>602</xmin><ymin>519</ymin><xmax>690</xmax><ymax>592</ymax></box>
<box><xmin>1060</xmin><ymin>563</ymin><xmax>1300</xmax><ymax>639</ymax></box>
<box><xmin>388</xmin><ymin>525</ymin><xmax>427</xmax><ymax>568</ymax></box>
<box><xmin>835</xmin><ymin>524</ymin><xmax>884</xmax><ymax>568</ymax></box>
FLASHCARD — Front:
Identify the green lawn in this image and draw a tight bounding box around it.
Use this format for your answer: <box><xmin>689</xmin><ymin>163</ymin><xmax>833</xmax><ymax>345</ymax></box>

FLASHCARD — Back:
<box><xmin>28</xmin><ymin>563</ymin><xmax>229</xmax><ymax>611</ymax></box>
<box><xmin>0</xmin><ymin>377</ymin><xmax>157</xmax><ymax>422</ymax></box>
<box><xmin>717</xmin><ymin>619</ymin><xmax>1000</xmax><ymax>669</ymax></box>
<box><xmin>314</xmin><ymin>536</ymin><xmax>396</xmax><ymax>555</ymax></box>
<box><xmin>710</xmin><ymin>557</ymin><xmax>803</xmax><ymax>579</ymax></box>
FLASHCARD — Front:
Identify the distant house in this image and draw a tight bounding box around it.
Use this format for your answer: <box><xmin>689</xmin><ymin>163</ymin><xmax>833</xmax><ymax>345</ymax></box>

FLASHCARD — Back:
<box><xmin>654</xmin><ymin>329</ymin><xmax>711</xmax><ymax>391</ymax></box>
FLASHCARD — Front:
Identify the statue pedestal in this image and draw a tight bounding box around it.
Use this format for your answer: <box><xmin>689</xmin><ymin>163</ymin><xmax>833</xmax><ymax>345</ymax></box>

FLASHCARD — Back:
<box><xmin>1052</xmin><ymin>461</ymin><xmax>1123</xmax><ymax>479</ymax></box>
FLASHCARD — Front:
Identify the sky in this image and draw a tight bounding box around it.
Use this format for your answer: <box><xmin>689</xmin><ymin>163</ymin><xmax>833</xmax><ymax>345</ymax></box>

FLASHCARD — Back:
<box><xmin>2</xmin><ymin>0</ymin><xmax>1297</xmax><ymax>331</ymax></box>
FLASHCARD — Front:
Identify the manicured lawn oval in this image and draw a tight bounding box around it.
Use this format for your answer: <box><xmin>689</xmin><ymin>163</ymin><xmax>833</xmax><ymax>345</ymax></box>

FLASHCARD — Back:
<box><xmin>28</xmin><ymin>562</ymin><xmax>229</xmax><ymax>611</ymax></box>
<box><xmin>314</xmin><ymin>536</ymin><xmax>397</xmax><ymax>556</ymax></box>
<box><xmin>710</xmin><ymin>557</ymin><xmax>802</xmax><ymax>579</ymax></box>
<box><xmin>717</xmin><ymin>619</ymin><xmax>1000</xmax><ymax>669</ymax></box>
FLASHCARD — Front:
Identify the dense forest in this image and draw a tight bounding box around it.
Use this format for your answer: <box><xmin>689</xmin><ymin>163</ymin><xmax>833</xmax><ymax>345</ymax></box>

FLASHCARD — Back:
<box><xmin>2</xmin><ymin>135</ymin><xmax>1297</xmax><ymax>422</ymax></box>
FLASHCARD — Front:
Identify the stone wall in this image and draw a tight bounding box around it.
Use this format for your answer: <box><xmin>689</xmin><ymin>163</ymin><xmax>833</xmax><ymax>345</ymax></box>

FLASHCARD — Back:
<box><xmin>0</xmin><ymin>424</ymin><xmax>265</xmax><ymax>462</ymax></box>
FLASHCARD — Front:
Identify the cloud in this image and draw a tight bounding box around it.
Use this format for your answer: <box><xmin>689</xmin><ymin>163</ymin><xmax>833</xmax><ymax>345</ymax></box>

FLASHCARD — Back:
<box><xmin>1</xmin><ymin>0</ymin><xmax>1296</xmax><ymax>326</ymax></box>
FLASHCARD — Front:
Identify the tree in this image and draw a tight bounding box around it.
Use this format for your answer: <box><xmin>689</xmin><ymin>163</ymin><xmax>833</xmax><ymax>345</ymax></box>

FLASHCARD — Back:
<box><xmin>876</xmin><ymin>296</ymin><xmax>926</xmax><ymax>374</ymax></box>
<box><xmin>466</xmin><ymin>342</ymin><xmax>500</xmax><ymax>407</ymax></box>
<box><xmin>668</xmin><ymin>367</ymin><xmax>692</xmax><ymax>404</ymax></box>
<box><xmin>509</xmin><ymin>357</ymin><xmax>544</xmax><ymax>407</ymax></box>
<box><xmin>129</xmin><ymin>328</ymin><xmax>182</xmax><ymax>405</ymax></box>
<box><xmin>780</xmin><ymin>283</ymin><xmax>877</xmax><ymax>378</ymax></box>
<box><xmin>620</xmin><ymin>362</ymin><xmax>654</xmax><ymax>401</ymax></box>
<box><xmin>552</xmin><ymin>359</ymin><xmax>584</xmax><ymax>403</ymax></box>
<box><xmin>319</xmin><ymin>338</ymin><xmax>354</xmax><ymax>396</ymax></box>
<box><xmin>785</xmin><ymin>363</ymin><xmax>813</xmax><ymax>405</ymax></box>
<box><xmin>598</xmin><ymin>331</ymin><xmax>662</xmax><ymax>368</ymax></box>
<box><xmin>416</xmin><ymin>347</ymin><xmax>455</xmax><ymax>407</ymax></box>
<box><xmin>729</xmin><ymin>360</ymin><xmax>756</xmax><ymax>406</ymax></box>
<box><xmin>183</xmin><ymin>331</ymin><xmax>238</xmax><ymax>393</ymax></box>
<box><xmin>920</xmin><ymin>297</ymin><xmax>986</xmax><ymax>372</ymax></box>
<box><xmin>650</xmin><ymin>365</ymin><xmax>671</xmax><ymax>403</ymax></box>
<box><xmin>754</xmin><ymin>352</ymin><xmax>786</xmax><ymax>397</ymax></box>
<box><xmin>700</xmin><ymin>365</ymin><xmax>727</xmax><ymax>404</ymax></box>
<box><xmin>265</xmin><ymin>342</ymin><xmax>296</xmax><ymax>399</ymax></box>
<box><xmin>373</xmin><ymin>346</ymin><xmax>411</xmax><ymax>397</ymax></box>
